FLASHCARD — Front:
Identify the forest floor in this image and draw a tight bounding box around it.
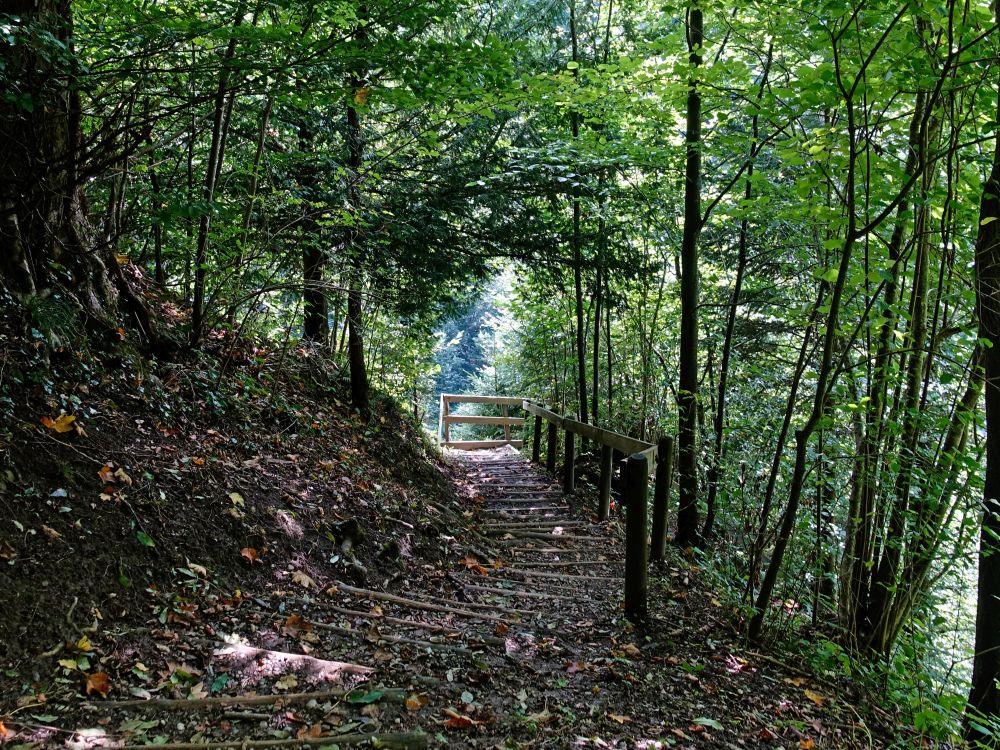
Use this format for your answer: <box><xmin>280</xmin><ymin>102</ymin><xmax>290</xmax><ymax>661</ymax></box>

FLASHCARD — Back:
<box><xmin>0</xmin><ymin>322</ymin><xmax>904</xmax><ymax>749</ymax></box>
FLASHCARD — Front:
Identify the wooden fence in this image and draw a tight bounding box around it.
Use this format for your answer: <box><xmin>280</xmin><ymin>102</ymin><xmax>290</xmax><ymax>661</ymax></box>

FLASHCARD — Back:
<box><xmin>437</xmin><ymin>393</ymin><xmax>525</xmax><ymax>450</ymax></box>
<box><xmin>438</xmin><ymin>393</ymin><xmax>674</xmax><ymax>619</ymax></box>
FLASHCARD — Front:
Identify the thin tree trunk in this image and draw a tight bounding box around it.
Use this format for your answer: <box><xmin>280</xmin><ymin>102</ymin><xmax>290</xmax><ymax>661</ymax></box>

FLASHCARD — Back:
<box><xmin>703</xmin><ymin>42</ymin><xmax>773</xmax><ymax>539</ymax></box>
<box><xmin>675</xmin><ymin>0</ymin><xmax>703</xmax><ymax>547</ymax></box>
<box><xmin>569</xmin><ymin>0</ymin><xmax>589</xmax><ymax>434</ymax></box>
<box><xmin>346</xmin><ymin>39</ymin><xmax>370</xmax><ymax>413</ymax></box>
<box><xmin>190</xmin><ymin>3</ymin><xmax>246</xmax><ymax>345</ymax></box>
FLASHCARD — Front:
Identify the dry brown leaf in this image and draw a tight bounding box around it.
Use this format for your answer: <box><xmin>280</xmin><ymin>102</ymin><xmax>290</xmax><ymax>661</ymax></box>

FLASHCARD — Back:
<box><xmin>799</xmin><ymin>739</ymin><xmax>816</xmax><ymax>749</ymax></box>
<box><xmin>296</xmin><ymin>724</ymin><xmax>324</xmax><ymax>739</ymax></box>
<box><xmin>41</xmin><ymin>525</ymin><xmax>62</xmax><ymax>540</ymax></box>
<box><xmin>291</xmin><ymin>571</ymin><xmax>316</xmax><ymax>588</ymax></box>
<box><xmin>85</xmin><ymin>671</ymin><xmax>112</xmax><ymax>698</ymax></box>
<box><xmin>609</xmin><ymin>714</ymin><xmax>631</xmax><ymax>724</ymax></box>
<box><xmin>494</xmin><ymin>622</ymin><xmax>509</xmax><ymax>636</ymax></box>
<box><xmin>240</xmin><ymin>547</ymin><xmax>258</xmax><ymax>563</ymax></box>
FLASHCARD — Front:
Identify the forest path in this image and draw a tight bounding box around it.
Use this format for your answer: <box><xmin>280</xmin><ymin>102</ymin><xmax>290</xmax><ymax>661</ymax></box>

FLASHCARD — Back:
<box><xmin>23</xmin><ymin>450</ymin><xmax>869</xmax><ymax>749</ymax></box>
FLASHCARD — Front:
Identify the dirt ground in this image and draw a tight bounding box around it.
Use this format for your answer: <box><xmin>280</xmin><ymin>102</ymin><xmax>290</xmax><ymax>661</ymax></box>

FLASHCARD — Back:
<box><xmin>0</xmin><ymin>326</ymin><xmax>903</xmax><ymax>749</ymax></box>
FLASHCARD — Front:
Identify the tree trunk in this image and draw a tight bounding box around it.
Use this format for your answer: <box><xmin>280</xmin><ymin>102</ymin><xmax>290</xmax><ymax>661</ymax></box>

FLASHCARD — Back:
<box><xmin>347</xmin><ymin>67</ymin><xmax>370</xmax><ymax>414</ymax></box>
<box><xmin>0</xmin><ymin>0</ymin><xmax>165</xmax><ymax>353</ymax></box>
<box><xmin>569</xmin><ymin>0</ymin><xmax>589</xmax><ymax>434</ymax></box>
<box><xmin>675</xmin><ymin>0</ymin><xmax>703</xmax><ymax>547</ymax></box>
<box><xmin>966</xmin><ymin>46</ymin><xmax>1000</xmax><ymax>737</ymax></box>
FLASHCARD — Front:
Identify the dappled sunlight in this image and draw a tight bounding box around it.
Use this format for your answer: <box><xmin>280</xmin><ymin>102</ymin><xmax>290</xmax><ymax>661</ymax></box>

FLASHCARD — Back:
<box><xmin>213</xmin><ymin>636</ymin><xmax>373</xmax><ymax>689</ymax></box>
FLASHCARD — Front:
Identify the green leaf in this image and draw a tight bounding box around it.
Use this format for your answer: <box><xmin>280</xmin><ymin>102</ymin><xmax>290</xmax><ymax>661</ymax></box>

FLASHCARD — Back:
<box><xmin>346</xmin><ymin>689</ymin><xmax>384</xmax><ymax>704</ymax></box>
<box><xmin>693</xmin><ymin>717</ymin><xmax>723</xmax><ymax>730</ymax></box>
<box><xmin>137</xmin><ymin>531</ymin><xmax>156</xmax><ymax>547</ymax></box>
<box><xmin>982</xmin><ymin>216</ymin><xmax>998</xmax><ymax>225</ymax></box>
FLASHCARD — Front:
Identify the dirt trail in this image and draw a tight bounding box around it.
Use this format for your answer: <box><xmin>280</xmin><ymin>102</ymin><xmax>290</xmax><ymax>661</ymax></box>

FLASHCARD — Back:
<box><xmin>3</xmin><ymin>448</ymin><xmax>881</xmax><ymax>749</ymax></box>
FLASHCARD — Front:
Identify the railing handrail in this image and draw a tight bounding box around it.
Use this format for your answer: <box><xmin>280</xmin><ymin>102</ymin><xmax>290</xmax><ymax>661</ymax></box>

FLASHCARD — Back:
<box><xmin>522</xmin><ymin>399</ymin><xmax>657</xmax><ymax>464</ymax></box>
<box><xmin>438</xmin><ymin>393</ymin><xmax>526</xmax><ymax>450</ymax></box>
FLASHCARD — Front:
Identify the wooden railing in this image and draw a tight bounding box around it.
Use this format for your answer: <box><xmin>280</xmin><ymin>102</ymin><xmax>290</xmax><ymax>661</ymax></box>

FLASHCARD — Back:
<box><xmin>438</xmin><ymin>393</ymin><xmax>674</xmax><ymax>618</ymax></box>
<box><xmin>522</xmin><ymin>399</ymin><xmax>674</xmax><ymax>619</ymax></box>
<box><xmin>437</xmin><ymin>393</ymin><xmax>525</xmax><ymax>450</ymax></box>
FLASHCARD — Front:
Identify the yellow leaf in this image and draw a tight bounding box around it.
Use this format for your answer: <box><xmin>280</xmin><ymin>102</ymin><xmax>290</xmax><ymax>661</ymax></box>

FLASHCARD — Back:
<box><xmin>41</xmin><ymin>414</ymin><xmax>76</xmax><ymax>433</ymax></box>
<box><xmin>804</xmin><ymin>688</ymin><xmax>826</xmax><ymax>706</ymax></box>
<box><xmin>76</xmin><ymin>635</ymin><xmax>93</xmax><ymax>652</ymax></box>
<box><xmin>405</xmin><ymin>693</ymin><xmax>429</xmax><ymax>712</ymax></box>
<box><xmin>354</xmin><ymin>87</ymin><xmax>369</xmax><ymax>106</ymax></box>
<box><xmin>58</xmin><ymin>658</ymin><xmax>78</xmax><ymax>670</ymax></box>
<box><xmin>800</xmin><ymin>739</ymin><xmax>816</xmax><ymax>749</ymax></box>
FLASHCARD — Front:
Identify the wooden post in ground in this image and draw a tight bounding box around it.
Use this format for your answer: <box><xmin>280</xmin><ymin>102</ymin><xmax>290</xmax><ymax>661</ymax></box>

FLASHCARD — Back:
<box><xmin>563</xmin><ymin>415</ymin><xmax>576</xmax><ymax>494</ymax></box>
<box><xmin>531</xmin><ymin>415</ymin><xmax>543</xmax><ymax>463</ymax></box>
<box><xmin>546</xmin><ymin>419</ymin><xmax>558</xmax><ymax>472</ymax></box>
<box><xmin>438</xmin><ymin>394</ymin><xmax>445</xmax><ymax>445</ymax></box>
<box><xmin>443</xmin><ymin>396</ymin><xmax>451</xmax><ymax>445</ymax></box>
<box><xmin>650</xmin><ymin>436</ymin><xmax>674</xmax><ymax>560</ymax></box>
<box><xmin>598</xmin><ymin>444</ymin><xmax>613</xmax><ymax>520</ymax></box>
<box><xmin>501</xmin><ymin>404</ymin><xmax>511</xmax><ymax>443</ymax></box>
<box><xmin>624</xmin><ymin>452</ymin><xmax>649</xmax><ymax>619</ymax></box>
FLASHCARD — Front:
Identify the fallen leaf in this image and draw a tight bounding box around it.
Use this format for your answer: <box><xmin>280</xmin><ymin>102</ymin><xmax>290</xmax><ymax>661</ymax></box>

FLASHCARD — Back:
<box><xmin>804</xmin><ymin>688</ymin><xmax>827</xmax><ymax>706</ymax></box>
<box><xmin>0</xmin><ymin>721</ymin><xmax>8</xmax><ymax>739</ymax></box>
<box><xmin>41</xmin><ymin>414</ymin><xmax>76</xmax><ymax>433</ymax></box>
<box><xmin>41</xmin><ymin>525</ymin><xmax>62</xmax><ymax>540</ymax></box>
<box><xmin>85</xmin><ymin>672</ymin><xmax>112</xmax><ymax>697</ymax></box>
<box><xmin>76</xmin><ymin>635</ymin><xmax>93</xmax><ymax>652</ymax></box>
<box><xmin>800</xmin><ymin>739</ymin><xmax>816</xmax><ymax>749</ymax></box>
<box><xmin>281</xmin><ymin>614</ymin><xmax>312</xmax><ymax>637</ymax></box>
<box><xmin>784</xmin><ymin>676</ymin><xmax>808</xmax><ymax>687</ymax></box>
<box><xmin>406</xmin><ymin>693</ymin><xmax>429</xmax><ymax>712</ymax></box>
<box><xmin>240</xmin><ymin>547</ymin><xmax>258</xmax><ymax>563</ymax></box>
<box><xmin>291</xmin><ymin>571</ymin><xmax>316</xmax><ymax>588</ymax></box>
<box><xmin>457</xmin><ymin>555</ymin><xmax>488</xmax><ymax>576</ymax></box>
<box><xmin>525</xmin><ymin>707</ymin><xmax>553</xmax><ymax>725</ymax></box>
<box><xmin>609</xmin><ymin>714</ymin><xmax>631</xmax><ymax>724</ymax></box>
<box><xmin>187</xmin><ymin>562</ymin><xmax>208</xmax><ymax>578</ymax></box>
<box><xmin>621</xmin><ymin>643</ymin><xmax>642</xmax><ymax>657</ymax></box>
<box><xmin>495</xmin><ymin>622</ymin><xmax>509</xmax><ymax>636</ymax></box>
<box><xmin>274</xmin><ymin>674</ymin><xmax>298</xmax><ymax>691</ymax></box>
<box><xmin>297</xmin><ymin>724</ymin><xmax>324</xmax><ymax>740</ymax></box>
<box><xmin>758</xmin><ymin>727</ymin><xmax>780</xmax><ymax>741</ymax></box>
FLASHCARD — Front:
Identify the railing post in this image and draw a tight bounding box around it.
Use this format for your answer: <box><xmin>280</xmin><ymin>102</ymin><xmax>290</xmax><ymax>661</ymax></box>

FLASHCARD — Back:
<box><xmin>598</xmin><ymin>444</ymin><xmax>613</xmax><ymax>520</ymax></box>
<box><xmin>438</xmin><ymin>394</ymin><xmax>445</xmax><ymax>445</ymax></box>
<box><xmin>546</xmin><ymin>418</ymin><xmax>558</xmax><ymax>473</ymax></box>
<box><xmin>531</xmin><ymin>415</ymin><xmax>543</xmax><ymax>463</ymax></box>
<box><xmin>443</xmin><ymin>396</ymin><xmax>451</xmax><ymax>445</ymax></box>
<box><xmin>650</xmin><ymin>436</ymin><xmax>674</xmax><ymax>561</ymax></box>
<box><xmin>624</xmin><ymin>452</ymin><xmax>649</xmax><ymax>620</ymax></box>
<box><xmin>563</xmin><ymin>414</ymin><xmax>576</xmax><ymax>494</ymax></box>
